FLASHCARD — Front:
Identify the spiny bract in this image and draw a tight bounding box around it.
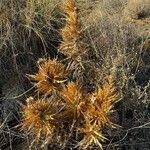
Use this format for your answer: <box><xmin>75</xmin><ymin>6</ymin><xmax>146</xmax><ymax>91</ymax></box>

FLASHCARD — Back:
<box><xmin>78</xmin><ymin>120</ymin><xmax>106</xmax><ymax>150</ymax></box>
<box><xmin>61</xmin><ymin>82</ymin><xmax>85</xmax><ymax>118</ymax></box>
<box><xmin>59</xmin><ymin>0</ymin><xmax>80</xmax><ymax>58</ymax></box>
<box><xmin>21</xmin><ymin>97</ymin><xmax>58</xmax><ymax>139</ymax></box>
<box><xmin>30</xmin><ymin>58</ymin><xmax>68</xmax><ymax>95</ymax></box>
<box><xmin>87</xmin><ymin>75</ymin><xmax>120</xmax><ymax>126</ymax></box>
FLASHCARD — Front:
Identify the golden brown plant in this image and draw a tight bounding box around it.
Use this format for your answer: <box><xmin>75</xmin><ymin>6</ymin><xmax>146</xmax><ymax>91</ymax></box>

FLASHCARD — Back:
<box><xmin>61</xmin><ymin>82</ymin><xmax>85</xmax><ymax>118</ymax></box>
<box><xmin>87</xmin><ymin>75</ymin><xmax>120</xmax><ymax>127</ymax></box>
<box><xmin>76</xmin><ymin>75</ymin><xmax>119</xmax><ymax>149</ymax></box>
<box><xmin>29</xmin><ymin>58</ymin><xmax>68</xmax><ymax>95</ymax></box>
<box><xmin>19</xmin><ymin>0</ymin><xmax>121</xmax><ymax>147</ymax></box>
<box><xmin>21</xmin><ymin>97</ymin><xmax>58</xmax><ymax>139</ymax></box>
<box><xmin>62</xmin><ymin>0</ymin><xmax>79</xmax><ymax>41</ymax></box>
<box><xmin>59</xmin><ymin>0</ymin><xmax>80</xmax><ymax>58</ymax></box>
<box><xmin>78</xmin><ymin>120</ymin><xmax>106</xmax><ymax>149</ymax></box>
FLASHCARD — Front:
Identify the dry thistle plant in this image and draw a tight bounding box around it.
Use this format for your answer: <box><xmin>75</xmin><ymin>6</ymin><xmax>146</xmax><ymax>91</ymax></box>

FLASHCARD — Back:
<box><xmin>87</xmin><ymin>75</ymin><xmax>120</xmax><ymax>127</ymax></box>
<box><xmin>20</xmin><ymin>0</ymin><xmax>121</xmax><ymax>149</ymax></box>
<box><xmin>29</xmin><ymin>58</ymin><xmax>68</xmax><ymax>95</ymax></box>
<box><xmin>61</xmin><ymin>82</ymin><xmax>85</xmax><ymax>119</ymax></box>
<box><xmin>21</xmin><ymin>97</ymin><xmax>58</xmax><ymax>140</ymax></box>
<box><xmin>59</xmin><ymin>0</ymin><xmax>83</xmax><ymax>60</ymax></box>
<box><xmin>76</xmin><ymin>75</ymin><xmax>120</xmax><ymax>149</ymax></box>
<box><xmin>21</xmin><ymin>74</ymin><xmax>120</xmax><ymax>148</ymax></box>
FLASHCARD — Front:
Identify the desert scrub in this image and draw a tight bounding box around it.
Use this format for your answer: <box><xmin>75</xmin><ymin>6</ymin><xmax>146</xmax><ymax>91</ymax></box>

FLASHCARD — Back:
<box><xmin>1</xmin><ymin>0</ymin><xmax>149</xmax><ymax>149</ymax></box>
<box><xmin>124</xmin><ymin>0</ymin><xmax>150</xmax><ymax>19</ymax></box>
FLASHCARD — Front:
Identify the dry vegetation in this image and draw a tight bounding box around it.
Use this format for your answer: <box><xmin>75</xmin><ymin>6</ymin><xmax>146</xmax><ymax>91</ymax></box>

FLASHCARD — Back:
<box><xmin>0</xmin><ymin>0</ymin><xmax>150</xmax><ymax>149</ymax></box>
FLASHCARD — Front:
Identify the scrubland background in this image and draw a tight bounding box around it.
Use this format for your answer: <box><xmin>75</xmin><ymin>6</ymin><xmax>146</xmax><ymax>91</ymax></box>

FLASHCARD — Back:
<box><xmin>0</xmin><ymin>0</ymin><xmax>150</xmax><ymax>149</ymax></box>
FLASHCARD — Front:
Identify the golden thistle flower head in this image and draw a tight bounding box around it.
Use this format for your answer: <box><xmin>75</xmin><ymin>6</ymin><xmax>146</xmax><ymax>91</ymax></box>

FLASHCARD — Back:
<box><xmin>21</xmin><ymin>97</ymin><xmax>58</xmax><ymax>139</ymax></box>
<box><xmin>29</xmin><ymin>58</ymin><xmax>68</xmax><ymax>95</ymax></box>
<box><xmin>87</xmin><ymin>75</ymin><xmax>120</xmax><ymax>127</ymax></box>
<box><xmin>61</xmin><ymin>82</ymin><xmax>85</xmax><ymax>117</ymax></box>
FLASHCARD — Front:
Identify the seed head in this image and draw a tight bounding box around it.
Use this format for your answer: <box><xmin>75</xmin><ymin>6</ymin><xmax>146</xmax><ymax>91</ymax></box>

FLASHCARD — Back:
<box><xmin>87</xmin><ymin>75</ymin><xmax>120</xmax><ymax>126</ymax></box>
<box><xmin>21</xmin><ymin>97</ymin><xmax>58</xmax><ymax>139</ymax></box>
<box><xmin>61</xmin><ymin>82</ymin><xmax>85</xmax><ymax>118</ymax></box>
<box><xmin>29</xmin><ymin>58</ymin><xmax>68</xmax><ymax>95</ymax></box>
<box><xmin>59</xmin><ymin>0</ymin><xmax>80</xmax><ymax>58</ymax></box>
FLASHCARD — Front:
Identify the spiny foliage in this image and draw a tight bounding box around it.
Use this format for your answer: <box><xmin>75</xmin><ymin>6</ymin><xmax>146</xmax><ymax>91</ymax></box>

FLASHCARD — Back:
<box><xmin>87</xmin><ymin>75</ymin><xmax>120</xmax><ymax>127</ymax></box>
<box><xmin>78</xmin><ymin>75</ymin><xmax>119</xmax><ymax>149</ymax></box>
<box><xmin>21</xmin><ymin>97</ymin><xmax>58</xmax><ymax>139</ymax></box>
<box><xmin>22</xmin><ymin>69</ymin><xmax>119</xmax><ymax>149</ymax></box>
<box><xmin>29</xmin><ymin>58</ymin><xmax>68</xmax><ymax>95</ymax></box>
<box><xmin>61</xmin><ymin>82</ymin><xmax>86</xmax><ymax>118</ymax></box>
<box><xmin>79</xmin><ymin>120</ymin><xmax>107</xmax><ymax>149</ymax></box>
<box><xmin>62</xmin><ymin>0</ymin><xmax>79</xmax><ymax>41</ymax></box>
<box><xmin>59</xmin><ymin>0</ymin><xmax>80</xmax><ymax>58</ymax></box>
<box><xmin>20</xmin><ymin>0</ymin><xmax>121</xmax><ymax>149</ymax></box>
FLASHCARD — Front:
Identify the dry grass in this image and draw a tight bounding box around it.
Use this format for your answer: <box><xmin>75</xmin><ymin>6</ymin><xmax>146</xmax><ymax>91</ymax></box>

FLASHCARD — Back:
<box><xmin>0</xmin><ymin>0</ymin><xmax>150</xmax><ymax>149</ymax></box>
<box><xmin>124</xmin><ymin>0</ymin><xmax>150</xmax><ymax>20</ymax></box>
<box><xmin>0</xmin><ymin>0</ymin><xmax>61</xmax><ymax>84</ymax></box>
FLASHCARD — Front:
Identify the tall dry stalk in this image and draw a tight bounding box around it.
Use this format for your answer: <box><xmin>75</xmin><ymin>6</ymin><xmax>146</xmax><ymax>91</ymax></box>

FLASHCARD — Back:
<box><xmin>59</xmin><ymin>0</ymin><xmax>83</xmax><ymax>60</ymax></box>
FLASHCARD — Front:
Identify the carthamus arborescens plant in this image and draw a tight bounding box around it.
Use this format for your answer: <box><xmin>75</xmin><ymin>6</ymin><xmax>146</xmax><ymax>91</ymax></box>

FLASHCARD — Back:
<box><xmin>20</xmin><ymin>0</ymin><xmax>121</xmax><ymax>149</ymax></box>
